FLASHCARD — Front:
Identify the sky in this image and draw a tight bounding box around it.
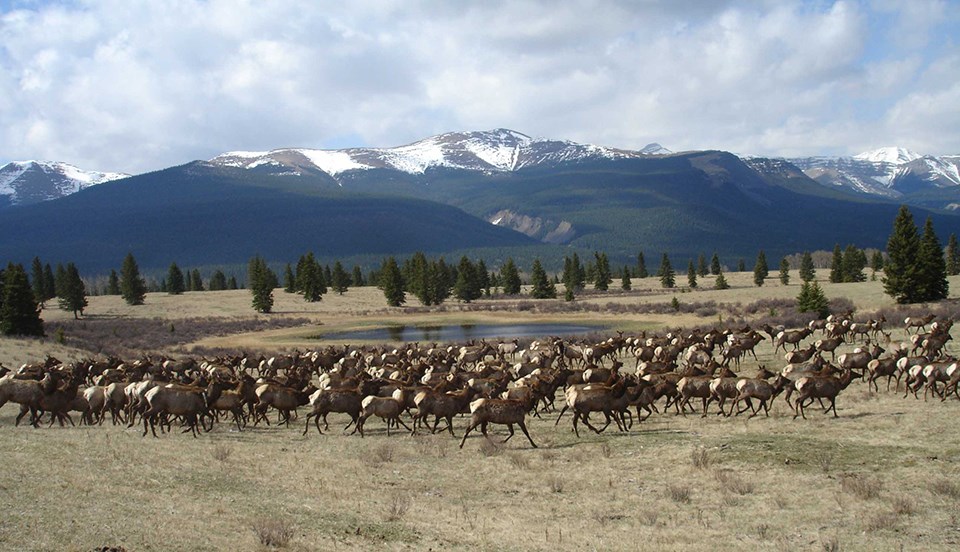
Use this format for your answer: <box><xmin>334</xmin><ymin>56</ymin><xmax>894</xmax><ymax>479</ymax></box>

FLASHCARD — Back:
<box><xmin>0</xmin><ymin>0</ymin><xmax>957</xmax><ymax>174</ymax></box>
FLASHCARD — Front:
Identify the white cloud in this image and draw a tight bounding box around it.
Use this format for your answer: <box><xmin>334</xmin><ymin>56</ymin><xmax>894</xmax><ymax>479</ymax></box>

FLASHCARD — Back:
<box><xmin>0</xmin><ymin>0</ymin><xmax>957</xmax><ymax>174</ymax></box>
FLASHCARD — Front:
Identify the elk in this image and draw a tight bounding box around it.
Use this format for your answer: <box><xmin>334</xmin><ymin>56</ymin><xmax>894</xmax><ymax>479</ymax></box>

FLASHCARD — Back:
<box><xmin>459</xmin><ymin>398</ymin><xmax>537</xmax><ymax>449</ymax></box>
<box><xmin>904</xmin><ymin>314</ymin><xmax>936</xmax><ymax>334</ymax></box>
<box><xmin>774</xmin><ymin>328</ymin><xmax>812</xmax><ymax>354</ymax></box>
<box><xmin>793</xmin><ymin>369</ymin><xmax>858</xmax><ymax>419</ymax></box>
<box><xmin>356</xmin><ymin>391</ymin><xmax>411</xmax><ymax>437</ymax></box>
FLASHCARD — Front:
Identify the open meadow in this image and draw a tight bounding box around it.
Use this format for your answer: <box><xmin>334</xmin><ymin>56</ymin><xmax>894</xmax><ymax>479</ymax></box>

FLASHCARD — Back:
<box><xmin>2</xmin><ymin>272</ymin><xmax>960</xmax><ymax>551</ymax></box>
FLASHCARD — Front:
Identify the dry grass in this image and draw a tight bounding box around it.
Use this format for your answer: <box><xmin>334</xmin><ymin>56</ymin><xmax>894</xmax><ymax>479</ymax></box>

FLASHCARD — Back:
<box><xmin>2</xmin><ymin>275</ymin><xmax>960</xmax><ymax>550</ymax></box>
<box><xmin>251</xmin><ymin>517</ymin><xmax>295</xmax><ymax>548</ymax></box>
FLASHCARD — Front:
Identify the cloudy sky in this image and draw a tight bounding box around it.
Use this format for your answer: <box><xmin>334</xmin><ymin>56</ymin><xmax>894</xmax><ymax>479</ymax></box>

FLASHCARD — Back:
<box><xmin>0</xmin><ymin>0</ymin><xmax>957</xmax><ymax>174</ymax></box>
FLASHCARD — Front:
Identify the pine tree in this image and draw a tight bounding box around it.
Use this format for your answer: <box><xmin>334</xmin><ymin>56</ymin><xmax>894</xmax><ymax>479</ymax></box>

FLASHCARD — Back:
<box><xmin>946</xmin><ymin>234</ymin><xmax>960</xmax><ymax>276</ymax></box>
<box><xmin>737</xmin><ymin>259</ymin><xmax>746</xmax><ymax>272</ymax></box>
<box><xmin>917</xmin><ymin>216</ymin><xmax>948</xmax><ymax>302</ymax></box>
<box><xmin>659</xmin><ymin>253</ymin><xmax>675</xmax><ymax>288</ymax></box>
<box><xmin>621</xmin><ymin>266</ymin><xmax>632</xmax><ymax>291</ymax></box>
<box><xmin>209</xmin><ymin>270</ymin><xmax>227</xmax><ymax>291</ymax></box>
<box><xmin>283</xmin><ymin>264</ymin><xmax>296</xmax><ymax>293</ymax></box>
<box><xmin>190</xmin><ymin>269</ymin><xmax>204</xmax><ymax>292</ymax></box>
<box><xmin>829</xmin><ymin>244</ymin><xmax>843</xmax><ymax>283</ymax></box>
<box><xmin>228</xmin><ymin>276</ymin><xmax>239</xmax><ymax>290</ymax></box>
<box><xmin>31</xmin><ymin>257</ymin><xmax>46</xmax><ymax>305</ymax></box>
<box><xmin>841</xmin><ymin>244</ymin><xmax>866</xmax><ymax>282</ymax></box>
<box><xmin>352</xmin><ymin>265</ymin><xmax>365</xmax><ymax>287</ymax></box>
<box><xmin>593</xmin><ymin>252</ymin><xmax>612</xmax><ymax>291</ymax></box>
<box><xmin>330</xmin><ymin>261</ymin><xmax>350</xmax><ymax>295</ymax></box>
<box><xmin>753</xmin><ymin>250</ymin><xmax>768</xmax><ymax>287</ymax></box>
<box><xmin>530</xmin><ymin>259</ymin><xmax>556</xmax><ymax>299</ymax></box>
<box><xmin>779</xmin><ymin>257</ymin><xmax>790</xmax><ymax>285</ymax></box>
<box><xmin>476</xmin><ymin>260</ymin><xmax>490</xmax><ymax>295</ymax></box>
<box><xmin>380</xmin><ymin>257</ymin><xmax>405</xmax><ymax>307</ymax></box>
<box><xmin>248</xmin><ymin>255</ymin><xmax>274</xmax><ymax>313</ymax></box>
<box><xmin>571</xmin><ymin>253</ymin><xmax>585</xmax><ymax>290</ymax></box>
<box><xmin>167</xmin><ymin>263</ymin><xmax>186</xmax><ymax>295</ymax></box>
<box><xmin>797</xmin><ymin>281</ymin><xmax>830</xmax><ymax>319</ymax></box>
<box><xmin>870</xmin><ymin>251</ymin><xmax>885</xmax><ymax>274</ymax></box>
<box><xmin>54</xmin><ymin>264</ymin><xmax>66</xmax><ymax>298</ymax></box>
<box><xmin>426</xmin><ymin>258</ymin><xmax>452</xmax><ymax>305</ymax></box>
<box><xmin>57</xmin><ymin>262</ymin><xmax>87</xmax><ymax>319</ymax></box>
<box><xmin>299</xmin><ymin>254</ymin><xmax>323</xmax><ymax>302</ymax></box>
<box><xmin>502</xmin><ymin>258</ymin><xmax>521</xmax><ymax>295</ymax></box>
<box><xmin>454</xmin><ymin>256</ymin><xmax>482</xmax><ymax>302</ymax></box>
<box><xmin>799</xmin><ymin>251</ymin><xmax>816</xmax><ymax>282</ymax></box>
<box><xmin>1</xmin><ymin>263</ymin><xmax>44</xmax><ymax>336</ymax></box>
<box><xmin>697</xmin><ymin>253</ymin><xmax>708</xmax><ymax>277</ymax></box>
<box><xmin>714</xmin><ymin>270</ymin><xmax>730</xmax><ymax>290</ymax></box>
<box><xmin>43</xmin><ymin>264</ymin><xmax>57</xmax><ymax>300</ymax></box>
<box><xmin>687</xmin><ymin>260</ymin><xmax>697</xmax><ymax>288</ymax></box>
<box><xmin>636</xmin><ymin>251</ymin><xmax>648</xmax><ymax>278</ymax></box>
<box><xmin>710</xmin><ymin>253</ymin><xmax>721</xmax><ymax>276</ymax></box>
<box><xmin>883</xmin><ymin>206</ymin><xmax>923</xmax><ymax>304</ymax></box>
<box><xmin>120</xmin><ymin>253</ymin><xmax>147</xmax><ymax>305</ymax></box>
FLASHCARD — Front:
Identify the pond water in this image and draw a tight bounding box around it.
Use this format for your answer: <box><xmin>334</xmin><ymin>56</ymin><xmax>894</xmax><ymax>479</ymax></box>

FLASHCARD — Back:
<box><xmin>319</xmin><ymin>323</ymin><xmax>605</xmax><ymax>343</ymax></box>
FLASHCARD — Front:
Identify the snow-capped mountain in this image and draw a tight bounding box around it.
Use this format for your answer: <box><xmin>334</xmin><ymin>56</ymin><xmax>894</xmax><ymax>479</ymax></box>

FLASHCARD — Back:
<box><xmin>0</xmin><ymin>160</ymin><xmax>127</xmax><ymax>207</ymax></box>
<box><xmin>786</xmin><ymin>147</ymin><xmax>960</xmax><ymax>201</ymax></box>
<box><xmin>209</xmin><ymin>129</ymin><xmax>673</xmax><ymax>179</ymax></box>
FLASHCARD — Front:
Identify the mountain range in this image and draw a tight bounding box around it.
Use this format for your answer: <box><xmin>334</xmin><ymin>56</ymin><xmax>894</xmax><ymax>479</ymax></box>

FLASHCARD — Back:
<box><xmin>2</xmin><ymin>129</ymin><xmax>959</xmax><ymax>275</ymax></box>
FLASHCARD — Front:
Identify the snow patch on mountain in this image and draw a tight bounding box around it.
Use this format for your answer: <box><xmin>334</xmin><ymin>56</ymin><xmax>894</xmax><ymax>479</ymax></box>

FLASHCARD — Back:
<box><xmin>853</xmin><ymin>147</ymin><xmax>923</xmax><ymax>165</ymax></box>
<box><xmin>0</xmin><ymin>161</ymin><xmax>128</xmax><ymax>205</ymax></box>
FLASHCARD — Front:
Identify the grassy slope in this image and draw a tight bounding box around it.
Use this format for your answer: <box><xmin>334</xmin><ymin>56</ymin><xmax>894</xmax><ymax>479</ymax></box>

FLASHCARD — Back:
<box><xmin>1</xmin><ymin>274</ymin><xmax>960</xmax><ymax>550</ymax></box>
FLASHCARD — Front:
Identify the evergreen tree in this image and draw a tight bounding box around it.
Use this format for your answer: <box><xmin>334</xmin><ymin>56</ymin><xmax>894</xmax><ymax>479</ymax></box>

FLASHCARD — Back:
<box><xmin>530</xmin><ymin>259</ymin><xmax>556</xmax><ymax>299</ymax></box>
<box><xmin>426</xmin><ymin>258</ymin><xmax>452</xmax><ymax>305</ymax></box>
<box><xmin>167</xmin><ymin>263</ymin><xmax>186</xmax><ymax>295</ymax></box>
<box><xmin>454</xmin><ymin>256</ymin><xmax>482</xmax><ymax>302</ymax></box>
<box><xmin>593</xmin><ymin>252</ymin><xmax>612</xmax><ymax>291</ymax></box>
<box><xmin>31</xmin><ymin>257</ymin><xmax>46</xmax><ymax>305</ymax></box>
<box><xmin>120</xmin><ymin>253</ymin><xmax>147</xmax><ymax>305</ymax></box>
<box><xmin>737</xmin><ymin>259</ymin><xmax>746</xmax><ymax>272</ymax></box>
<box><xmin>352</xmin><ymin>265</ymin><xmax>365</xmax><ymax>287</ymax></box>
<box><xmin>501</xmin><ymin>258</ymin><xmax>522</xmax><ymax>295</ymax></box>
<box><xmin>571</xmin><ymin>253</ymin><xmax>585</xmax><ymax>290</ymax></box>
<box><xmin>209</xmin><ymin>270</ymin><xmax>227</xmax><ymax>291</ymax></box>
<box><xmin>380</xmin><ymin>257</ymin><xmax>405</xmax><ymax>307</ymax></box>
<box><xmin>323</xmin><ymin>265</ymin><xmax>332</xmax><ymax>286</ymax></box>
<box><xmin>189</xmin><ymin>269</ymin><xmax>204</xmax><ymax>291</ymax></box>
<box><xmin>248</xmin><ymin>255</ymin><xmax>274</xmax><ymax>313</ymax></box>
<box><xmin>636</xmin><ymin>251</ymin><xmax>648</xmax><ymax>278</ymax></box>
<box><xmin>946</xmin><ymin>234</ymin><xmax>960</xmax><ymax>276</ymax></box>
<box><xmin>228</xmin><ymin>276</ymin><xmax>239</xmax><ymax>290</ymax></box>
<box><xmin>870</xmin><ymin>251</ymin><xmax>885</xmax><ymax>274</ymax></box>
<box><xmin>829</xmin><ymin>244</ymin><xmax>843</xmax><ymax>283</ymax></box>
<box><xmin>841</xmin><ymin>244</ymin><xmax>867</xmax><ymax>282</ymax></box>
<box><xmin>283</xmin><ymin>263</ymin><xmax>296</xmax><ymax>293</ymax></box>
<box><xmin>1</xmin><ymin>263</ymin><xmax>44</xmax><ymax>336</ymax></box>
<box><xmin>779</xmin><ymin>257</ymin><xmax>790</xmax><ymax>285</ymax></box>
<box><xmin>300</xmin><ymin>254</ymin><xmax>323</xmax><ymax>302</ymax></box>
<box><xmin>883</xmin><ymin>206</ymin><xmax>923</xmax><ymax>304</ymax></box>
<box><xmin>57</xmin><ymin>262</ymin><xmax>87</xmax><ymax>319</ymax></box>
<box><xmin>753</xmin><ymin>250</ymin><xmax>768</xmax><ymax>287</ymax></box>
<box><xmin>44</xmin><ymin>264</ymin><xmax>57</xmax><ymax>300</ymax></box>
<box><xmin>917</xmin><ymin>216</ymin><xmax>948</xmax><ymax>302</ymax></box>
<box><xmin>621</xmin><ymin>266</ymin><xmax>632</xmax><ymax>291</ymax></box>
<box><xmin>330</xmin><ymin>261</ymin><xmax>350</xmax><ymax>295</ymax></box>
<box><xmin>710</xmin><ymin>253</ymin><xmax>721</xmax><ymax>276</ymax></box>
<box><xmin>54</xmin><ymin>263</ymin><xmax>66</xmax><ymax>298</ymax></box>
<box><xmin>687</xmin><ymin>260</ymin><xmax>697</xmax><ymax>289</ymax></box>
<box><xmin>476</xmin><ymin>260</ymin><xmax>491</xmax><ymax>295</ymax></box>
<box><xmin>714</xmin><ymin>270</ymin><xmax>730</xmax><ymax>290</ymax></box>
<box><xmin>404</xmin><ymin>252</ymin><xmax>429</xmax><ymax>299</ymax></box>
<box><xmin>797</xmin><ymin>281</ymin><xmax>830</xmax><ymax>319</ymax></box>
<box><xmin>697</xmin><ymin>253</ymin><xmax>708</xmax><ymax>277</ymax></box>
<box><xmin>659</xmin><ymin>253</ymin><xmax>675</xmax><ymax>288</ymax></box>
<box><xmin>799</xmin><ymin>251</ymin><xmax>816</xmax><ymax>282</ymax></box>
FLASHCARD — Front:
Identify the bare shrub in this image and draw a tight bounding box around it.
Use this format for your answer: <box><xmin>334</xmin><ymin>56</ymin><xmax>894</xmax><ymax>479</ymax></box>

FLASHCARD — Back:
<box><xmin>929</xmin><ymin>478</ymin><xmax>960</xmax><ymax>499</ymax></box>
<box><xmin>251</xmin><ymin>517</ymin><xmax>295</xmax><ymax>548</ymax></box>
<box><xmin>211</xmin><ymin>443</ymin><xmax>232</xmax><ymax>463</ymax></box>
<box><xmin>374</xmin><ymin>443</ymin><xmax>396</xmax><ymax>463</ymax></box>
<box><xmin>599</xmin><ymin>442</ymin><xmax>613</xmax><ymax>459</ymax></box>
<box><xmin>814</xmin><ymin>450</ymin><xmax>836</xmax><ymax>473</ymax></box>
<box><xmin>507</xmin><ymin>452</ymin><xmax>531</xmax><ymax>469</ymax></box>
<box><xmin>772</xmin><ymin>493</ymin><xmax>788</xmax><ymax>510</ymax></box>
<box><xmin>385</xmin><ymin>493</ymin><xmax>411</xmax><ymax>522</ymax></box>
<box><xmin>667</xmin><ymin>483</ymin><xmax>692</xmax><ymax>504</ymax></box>
<box><xmin>691</xmin><ymin>446</ymin><xmax>714</xmax><ymax>470</ymax></box>
<box><xmin>639</xmin><ymin>509</ymin><xmax>659</xmax><ymax>526</ymax></box>
<box><xmin>714</xmin><ymin>469</ymin><xmax>755</xmax><ymax>495</ymax></box>
<box><xmin>840</xmin><ymin>474</ymin><xmax>882</xmax><ymax>501</ymax></box>
<box><xmin>821</xmin><ymin>534</ymin><xmax>840</xmax><ymax>552</ymax></box>
<box><xmin>890</xmin><ymin>495</ymin><xmax>916</xmax><ymax>516</ymax></box>
<box><xmin>478</xmin><ymin>439</ymin><xmax>502</xmax><ymax>457</ymax></box>
<box><xmin>756</xmin><ymin>523</ymin><xmax>770</xmax><ymax>540</ymax></box>
<box><xmin>864</xmin><ymin>511</ymin><xmax>898</xmax><ymax>533</ymax></box>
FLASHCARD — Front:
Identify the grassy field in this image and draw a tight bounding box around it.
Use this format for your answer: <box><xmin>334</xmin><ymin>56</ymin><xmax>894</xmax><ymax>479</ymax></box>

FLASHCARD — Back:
<box><xmin>2</xmin><ymin>272</ymin><xmax>960</xmax><ymax>551</ymax></box>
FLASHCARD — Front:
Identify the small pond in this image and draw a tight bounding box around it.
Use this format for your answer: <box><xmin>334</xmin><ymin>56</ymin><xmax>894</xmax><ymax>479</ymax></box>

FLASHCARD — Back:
<box><xmin>319</xmin><ymin>323</ymin><xmax>606</xmax><ymax>343</ymax></box>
